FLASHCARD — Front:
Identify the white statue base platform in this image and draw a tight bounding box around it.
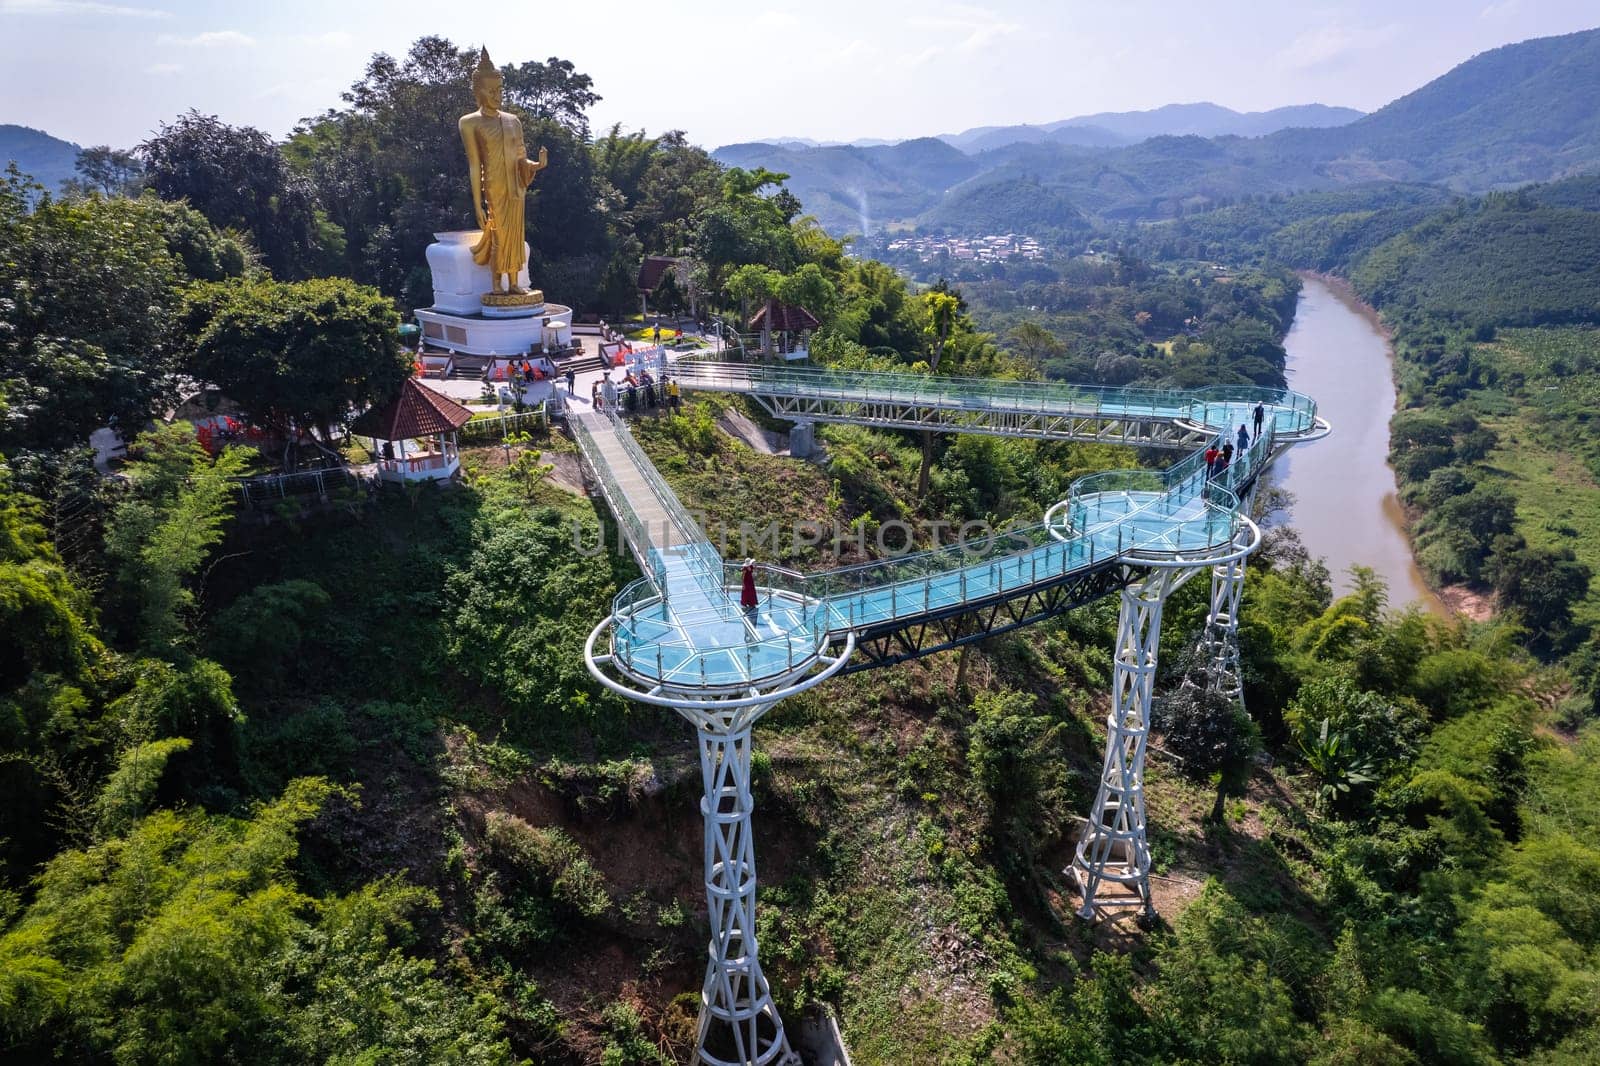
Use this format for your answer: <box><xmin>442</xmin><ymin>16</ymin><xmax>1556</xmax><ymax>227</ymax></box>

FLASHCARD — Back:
<box><xmin>416</xmin><ymin>231</ymin><xmax>573</xmax><ymax>356</ymax></box>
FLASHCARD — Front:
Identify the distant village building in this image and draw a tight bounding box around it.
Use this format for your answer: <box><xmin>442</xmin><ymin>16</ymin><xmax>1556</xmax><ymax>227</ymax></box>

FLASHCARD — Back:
<box><xmin>884</xmin><ymin>232</ymin><xmax>1046</xmax><ymax>265</ymax></box>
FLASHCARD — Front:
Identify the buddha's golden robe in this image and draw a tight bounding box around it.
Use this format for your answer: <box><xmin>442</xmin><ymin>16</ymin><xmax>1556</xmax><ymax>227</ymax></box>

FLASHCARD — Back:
<box><xmin>460</xmin><ymin>109</ymin><xmax>538</xmax><ymax>281</ymax></box>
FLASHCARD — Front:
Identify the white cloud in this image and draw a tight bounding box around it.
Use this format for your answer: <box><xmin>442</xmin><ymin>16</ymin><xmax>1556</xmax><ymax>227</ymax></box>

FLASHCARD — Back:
<box><xmin>910</xmin><ymin>8</ymin><xmax>1019</xmax><ymax>43</ymax></box>
<box><xmin>144</xmin><ymin>61</ymin><xmax>180</xmax><ymax>74</ymax></box>
<box><xmin>157</xmin><ymin>29</ymin><xmax>254</xmax><ymax>47</ymax></box>
<box><xmin>833</xmin><ymin>39</ymin><xmax>875</xmax><ymax>62</ymax></box>
<box><xmin>752</xmin><ymin>10</ymin><xmax>799</xmax><ymax>31</ymax></box>
<box><xmin>295</xmin><ymin>30</ymin><xmax>353</xmax><ymax>47</ymax></box>
<box><xmin>902</xmin><ymin>5</ymin><xmax>1020</xmax><ymax>66</ymax></box>
<box><xmin>0</xmin><ymin>0</ymin><xmax>167</xmax><ymax>15</ymax></box>
<box><xmin>1277</xmin><ymin>23</ymin><xmax>1401</xmax><ymax>72</ymax></box>
<box><xmin>1480</xmin><ymin>0</ymin><xmax>1522</xmax><ymax>17</ymax></box>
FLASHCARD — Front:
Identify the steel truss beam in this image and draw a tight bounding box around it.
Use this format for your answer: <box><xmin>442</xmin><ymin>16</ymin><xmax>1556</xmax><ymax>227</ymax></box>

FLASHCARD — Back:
<box><xmin>1196</xmin><ymin>484</ymin><xmax>1258</xmax><ymax>705</ymax></box>
<box><xmin>838</xmin><ymin>561</ymin><xmax>1130</xmax><ymax>674</ymax></box>
<box><xmin>748</xmin><ymin>393</ymin><xmax>1207</xmax><ymax>449</ymax></box>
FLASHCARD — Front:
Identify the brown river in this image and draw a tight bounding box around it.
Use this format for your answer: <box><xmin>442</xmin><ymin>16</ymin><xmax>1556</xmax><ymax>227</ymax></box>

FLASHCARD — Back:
<box><xmin>1272</xmin><ymin>275</ymin><xmax>1443</xmax><ymax>611</ymax></box>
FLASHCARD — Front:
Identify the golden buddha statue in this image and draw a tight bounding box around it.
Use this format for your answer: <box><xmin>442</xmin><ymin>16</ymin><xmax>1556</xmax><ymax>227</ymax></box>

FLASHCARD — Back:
<box><xmin>461</xmin><ymin>47</ymin><xmax>547</xmax><ymax>303</ymax></box>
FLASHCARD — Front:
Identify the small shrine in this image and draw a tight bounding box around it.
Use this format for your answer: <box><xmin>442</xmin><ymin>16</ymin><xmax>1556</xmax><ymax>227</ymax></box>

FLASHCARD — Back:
<box><xmin>352</xmin><ymin>378</ymin><xmax>473</xmax><ymax>482</ymax></box>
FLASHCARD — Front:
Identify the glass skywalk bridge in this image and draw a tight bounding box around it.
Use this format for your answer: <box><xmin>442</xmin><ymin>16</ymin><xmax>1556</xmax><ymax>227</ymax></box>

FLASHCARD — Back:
<box><xmin>574</xmin><ymin>363</ymin><xmax>1327</xmax><ymax>1048</ymax></box>
<box><xmin>667</xmin><ymin>360</ymin><xmax>1321</xmax><ymax>448</ymax></box>
<box><xmin>575</xmin><ymin>364</ymin><xmax>1304</xmax><ymax>692</ymax></box>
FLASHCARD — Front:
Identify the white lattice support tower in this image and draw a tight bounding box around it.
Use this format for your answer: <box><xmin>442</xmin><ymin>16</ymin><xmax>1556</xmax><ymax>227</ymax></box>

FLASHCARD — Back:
<box><xmin>1198</xmin><ymin>484</ymin><xmax>1258</xmax><ymax>705</ymax></box>
<box><xmin>1199</xmin><ymin>550</ymin><xmax>1247</xmax><ymax>705</ymax></box>
<box><xmin>586</xmin><ymin>619</ymin><xmax>854</xmax><ymax>1066</ymax></box>
<box><xmin>689</xmin><ymin>703</ymin><xmax>794</xmax><ymax>1066</ymax></box>
<box><xmin>1072</xmin><ymin>567</ymin><xmax>1178</xmax><ymax>920</ymax></box>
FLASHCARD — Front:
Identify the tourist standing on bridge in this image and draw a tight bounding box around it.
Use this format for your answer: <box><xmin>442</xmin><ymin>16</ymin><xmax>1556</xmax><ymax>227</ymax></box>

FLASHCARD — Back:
<box><xmin>1219</xmin><ymin>441</ymin><xmax>1234</xmax><ymax>476</ymax></box>
<box><xmin>1237</xmin><ymin>424</ymin><xmax>1251</xmax><ymax>452</ymax></box>
<box><xmin>740</xmin><ymin>559</ymin><xmax>759</xmax><ymax>620</ymax></box>
<box><xmin>1253</xmin><ymin>402</ymin><xmax>1265</xmax><ymax>439</ymax></box>
<box><xmin>1204</xmin><ymin>444</ymin><xmax>1220</xmax><ymax>479</ymax></box>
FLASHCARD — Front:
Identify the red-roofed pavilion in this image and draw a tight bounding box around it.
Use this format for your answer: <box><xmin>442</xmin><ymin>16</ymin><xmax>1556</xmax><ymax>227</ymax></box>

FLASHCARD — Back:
<box><xmin>350</xmin><ymin>378</ymin><xmax>473</xmax><ymax>482</ymax></box>
<box><xmin>748</xmin><ymin>298</ymin><xmax>820</xmax><ymax>360</ymax></box>
<box><xmin>747</xmin><ymin>298</ymin><xmax>821</xmax><ymax>334</ymax></box>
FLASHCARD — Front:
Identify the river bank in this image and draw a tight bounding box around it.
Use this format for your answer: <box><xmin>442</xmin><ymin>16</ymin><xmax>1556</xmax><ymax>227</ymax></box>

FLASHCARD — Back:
<box><xmin>1273</xmin><ymin>273</ymin><xmax>1446</xmax><ymax>613</ymax></box>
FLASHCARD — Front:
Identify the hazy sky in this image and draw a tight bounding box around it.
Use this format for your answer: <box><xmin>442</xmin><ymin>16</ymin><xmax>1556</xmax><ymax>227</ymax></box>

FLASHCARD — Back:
<box><xmin>2</xmin><ymin>0</ymin><xmax>1596</xmax><ymax>149</ymax></box>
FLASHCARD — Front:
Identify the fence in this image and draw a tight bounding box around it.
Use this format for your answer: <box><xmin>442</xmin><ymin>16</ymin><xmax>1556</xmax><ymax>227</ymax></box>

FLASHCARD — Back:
<box><xmin>234</xmin><ymin>466</ymin><xmax>374</xmax><ymax>509</ymax></box>
<box><xmin>457</xmin><ymin>403</ymin><xmax>550</xmax><ymax>442</ymax></box>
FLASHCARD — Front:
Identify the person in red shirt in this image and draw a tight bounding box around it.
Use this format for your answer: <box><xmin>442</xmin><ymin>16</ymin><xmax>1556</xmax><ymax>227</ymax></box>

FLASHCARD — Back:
<box><xmin>1204</xmin><ymin>445</ymin><xmax>1220</xmax><ymax>479</ymax></box>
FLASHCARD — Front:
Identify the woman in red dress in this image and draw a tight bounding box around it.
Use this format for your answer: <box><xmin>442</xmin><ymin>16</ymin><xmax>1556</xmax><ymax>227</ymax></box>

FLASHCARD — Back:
<box><xmin>740</xmin><ymin>560</ymin><xmax>759</xmax><ymax>619</ymax></box>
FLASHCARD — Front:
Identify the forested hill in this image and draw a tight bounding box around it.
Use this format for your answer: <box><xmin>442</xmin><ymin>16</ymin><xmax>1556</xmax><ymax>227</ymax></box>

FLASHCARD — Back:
<box><xmin>712</xmin><ymin>136</ymin><xmax>980</xmax><ymax>234</ymax></box>
<box><xmin>1138</xmin><ymin>175</ymin><xmax>1600</xmax><ymax>330</ymax></box>
<box><xmin>714</xmin><ymin>26</ymin><xmax>1600</xmax><ymax>233</ymax></box>
<box><xmin>0</xmin><ymin>125</ymin><xmax>80</xmax><ymax>190</ymax></box>
<box><xmin>1270</xmin><ymin>26</ymin><xmax>1600</xmax><ymax>188</ymax></box>
<box><xmin>1349</xmin><ymin>195</ymin><xmax>1600</xmax><ymax>328</ymax></box>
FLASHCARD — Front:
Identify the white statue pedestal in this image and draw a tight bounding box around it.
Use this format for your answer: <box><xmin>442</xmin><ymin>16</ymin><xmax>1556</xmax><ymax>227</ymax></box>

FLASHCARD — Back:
<box><xmin>415</xmin><ymin>231</ymin><xmax>573</xmax><ymax>357</ymax></box>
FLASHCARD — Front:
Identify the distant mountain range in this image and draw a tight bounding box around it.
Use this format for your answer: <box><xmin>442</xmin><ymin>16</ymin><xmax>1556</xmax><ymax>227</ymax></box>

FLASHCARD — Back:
<box><xmin>749</xmin><ymin>103</ymin><xmax>1365</xmax><ymax>155</ymax></box>
<box><xmin>947</xmin><ymin>103</ymin><xmax>1365</xmax><ymax>153</ymax></box>
<box><xmin>1</xmin><ymin>125</ymin><xmax>81</xmax><ymax>191</ymax></box>
<box><xmin>716</xmin><ymin>28</ymin><xmax>1600</xmax><ymax>235</ymax></box>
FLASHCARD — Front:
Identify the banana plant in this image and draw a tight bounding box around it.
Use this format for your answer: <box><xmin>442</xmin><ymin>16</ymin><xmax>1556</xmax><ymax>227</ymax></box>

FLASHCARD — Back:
<box><xmin>1296</xmin><ymin>717</ymin><xmax>1377</xmax><ymax>812</ymax></box>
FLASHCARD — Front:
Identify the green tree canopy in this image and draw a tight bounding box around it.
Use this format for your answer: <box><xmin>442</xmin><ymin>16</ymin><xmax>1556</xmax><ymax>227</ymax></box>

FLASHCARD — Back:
<box><xmin>1153</xmin><ymin>681</ymin><xmax>1261</xmax><ymax>822</ymax></box>
<box><xmin>0</xmin><ymin>171</ymin><xmax>246</xmax><ymax>457</ymax></box>
<box><xmin>139</xmin><ymin>110</ymin><xmax>331</xmax><ymax>279</ymax></box>
<box><xmin>182</xmin><ymin>277</ymin><xmax>409</xmax><ymax>445</ymax></box>
<box><xmin>105</xmin><ymin>424</ymin><xmax>250</xmax><ymax>653</ymax></box>
<box><xmin>0</xmin><ymin>776</ymin><xmax>513</xmax><ymax>1063</ymax></box>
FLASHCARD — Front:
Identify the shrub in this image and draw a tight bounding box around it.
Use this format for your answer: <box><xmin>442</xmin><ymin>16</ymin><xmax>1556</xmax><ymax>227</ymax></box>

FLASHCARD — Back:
<box><xmin>482</xmin><ymin>812</ymin><xmax>610</xmax><ymax>919</ymax></box>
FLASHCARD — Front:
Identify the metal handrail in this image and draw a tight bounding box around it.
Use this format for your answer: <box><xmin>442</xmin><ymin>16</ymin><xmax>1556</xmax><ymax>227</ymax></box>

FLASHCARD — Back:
<box><xmin>668</xmin><ymin>359</ymin><xmax>1318</xmax><ymax>433</ymax></box>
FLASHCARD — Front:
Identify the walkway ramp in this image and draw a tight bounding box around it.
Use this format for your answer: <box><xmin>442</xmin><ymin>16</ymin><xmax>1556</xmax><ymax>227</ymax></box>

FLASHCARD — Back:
<box><xmin>570</xmin><ymin>411</ymin><xmax>822</xmax><ymax>689</ymax></box>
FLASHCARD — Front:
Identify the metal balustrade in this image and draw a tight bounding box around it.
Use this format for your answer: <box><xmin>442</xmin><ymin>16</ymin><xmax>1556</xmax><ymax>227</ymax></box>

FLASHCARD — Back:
<box><xmin>667</xmin><ymin>360</ymin><xmax>1318</xmax><ymax>447</ymax></box>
